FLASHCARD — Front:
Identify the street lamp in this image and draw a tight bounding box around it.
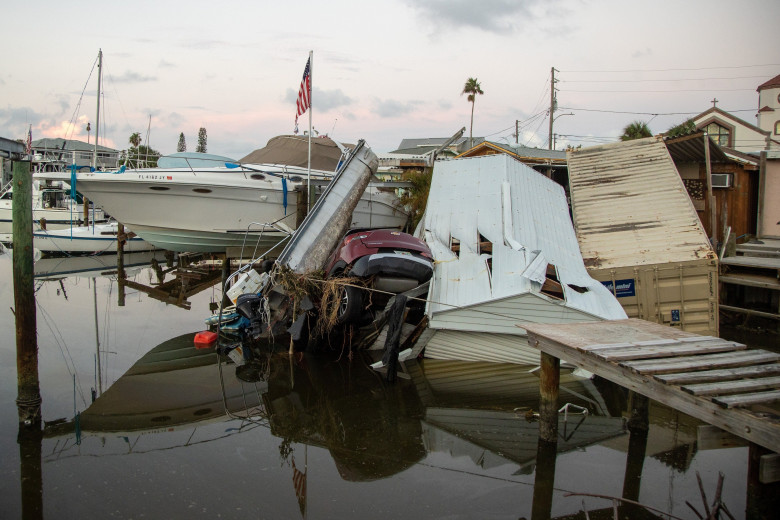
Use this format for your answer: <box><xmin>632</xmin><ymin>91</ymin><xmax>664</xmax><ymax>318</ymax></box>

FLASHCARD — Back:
<box><xmin>551</xmin><ymin>113</ymin><xmax>573</xmax><ymax>150</ymax></box>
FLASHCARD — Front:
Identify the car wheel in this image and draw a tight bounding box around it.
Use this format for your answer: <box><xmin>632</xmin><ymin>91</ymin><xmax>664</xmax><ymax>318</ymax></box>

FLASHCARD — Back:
<box><xmin>336</xmin><ymin>284</ymin><xmax>362</xmax><ymax>325</ymax></box>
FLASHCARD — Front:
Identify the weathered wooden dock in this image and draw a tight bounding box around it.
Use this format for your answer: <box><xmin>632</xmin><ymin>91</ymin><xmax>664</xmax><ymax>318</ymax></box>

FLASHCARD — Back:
<box><xmin>521</xmin><ymin>318</ymin><xmax>780</xmax><ymax>454</ymax></box>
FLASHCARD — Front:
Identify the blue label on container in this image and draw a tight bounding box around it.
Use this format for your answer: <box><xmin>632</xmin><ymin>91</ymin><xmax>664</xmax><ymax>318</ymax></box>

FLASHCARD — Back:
<box><xmin>601</xmin><ymin>279</ymin><xmax>636</xmax><ymax>298</ymax></box>
<box><xmin>671</xmin><ymin>309</ymin><xmax>680</xmax><ymax>322</ymax></box>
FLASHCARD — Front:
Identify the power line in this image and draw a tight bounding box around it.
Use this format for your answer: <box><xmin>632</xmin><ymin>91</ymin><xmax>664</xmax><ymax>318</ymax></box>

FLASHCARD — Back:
<box><xmin>563</xmin><ymin>88</ymin><xmax>754</xmax><ymax>93</ymax></box>
<box><xmin>560</xmin><ymin>64</ymin><xmax>780</xmax><ymax>73</ymax></box>
<box><xmin>561</xmin><ymin>75</ymin><xmax>770</xmax><ymax>83</ymax></box>
<box><xmin>558</xmin><ymin>106</ymin><xmax>756</xmax><ymax>116</ymax></box>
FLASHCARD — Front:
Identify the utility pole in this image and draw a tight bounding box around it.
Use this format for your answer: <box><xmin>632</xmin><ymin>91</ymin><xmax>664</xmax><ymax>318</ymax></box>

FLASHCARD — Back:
<box><xmin>548</xmin><ymin>67</ymin><xmax>558</xmax><ymax>150</ymax></box>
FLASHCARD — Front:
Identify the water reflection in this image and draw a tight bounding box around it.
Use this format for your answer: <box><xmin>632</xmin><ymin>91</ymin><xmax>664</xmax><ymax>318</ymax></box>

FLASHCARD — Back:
<box><xmin>3</xmin><ymin>247</ymin><xmax>759</xmax><ymax>518</ymax></box>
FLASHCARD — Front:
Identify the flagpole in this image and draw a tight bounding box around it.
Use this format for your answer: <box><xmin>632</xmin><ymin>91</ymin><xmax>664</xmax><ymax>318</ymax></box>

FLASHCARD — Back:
<box><xmin>307</xmin><ymin>50</ymin><xmax>313</xmax><ymax>213</ymax></box>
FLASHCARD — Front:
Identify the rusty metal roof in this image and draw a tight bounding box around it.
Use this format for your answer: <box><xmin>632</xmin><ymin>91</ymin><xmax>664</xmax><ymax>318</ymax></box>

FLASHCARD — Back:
<box><xmin>665</xmin><ymin>132</ymin><xmax>729</xmax><ymax>163</ymax></box>
<box><xmin>567</xmin><ymin>136</ymin><xmax>715</xmax><ymax>269</ymax></box>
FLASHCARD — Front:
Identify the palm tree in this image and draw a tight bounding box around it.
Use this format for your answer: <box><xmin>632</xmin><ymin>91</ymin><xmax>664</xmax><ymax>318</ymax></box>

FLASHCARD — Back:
<box><xmin>462</xmin><ymin>78</ymin><xmax>484</xmax><ymax>148</ymax></box>
<box><xmin>127</xmin><ymin>132</ymin><xmax>142</xmax><ymax>167</ymax></box>
<box><xmin>665</xmin><ymin>119</ymin><xmax>696</xmax><ymax>139</ymax></box>
<box><xmin>620</xmin><ymin>121</ymin><xmax>652</xmax><ymax>141</ymax></box>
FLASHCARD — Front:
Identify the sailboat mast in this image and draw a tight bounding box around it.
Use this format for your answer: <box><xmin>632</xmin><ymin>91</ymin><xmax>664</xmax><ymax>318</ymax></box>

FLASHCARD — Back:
<box><xmin>93</xmin><ymin>49</ymin><xmax>102</xmax><ymax>169</ymax></box>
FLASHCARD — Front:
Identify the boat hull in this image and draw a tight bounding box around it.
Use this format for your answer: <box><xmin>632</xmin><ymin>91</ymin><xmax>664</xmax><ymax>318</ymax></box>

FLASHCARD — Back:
<box><xmin>0</xmin><ymin>186</ymin><xmax>106</xmax><ymax>239</ymax></box>
<box><xmin>33</xmin><ymin>222</ymin><xmax>153</xmax><ymax>254</ymax></box>
<box><xmin>40</xmin><ymin>166</ymin><xmax>408</xmax><ymax>253</ymax></box>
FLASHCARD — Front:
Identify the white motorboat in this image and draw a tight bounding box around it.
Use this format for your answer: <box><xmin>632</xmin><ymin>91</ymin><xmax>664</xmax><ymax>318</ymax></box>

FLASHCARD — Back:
<box><xmin>0</xmin><ymin>179</ymin><xmax>106</xmax><ymax>241</ymax></box>
<box><xmin>36</xmin><ymin>136</ymin><xmax>409</xmax><ymax>254</ymax></box>
<box><xmin>33</xmin><ymin>221</ymin><xmax>153</xmax><ymax>255</ymax></box>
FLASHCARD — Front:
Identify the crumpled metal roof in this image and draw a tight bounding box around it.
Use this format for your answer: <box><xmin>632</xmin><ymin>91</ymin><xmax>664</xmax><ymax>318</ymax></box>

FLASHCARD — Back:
<box><xmin>567</xmin><ymin>136</ymin><xmax>715</xmax><ymax>269</ymax></box>
<box><xmin>420</xmin><ymin>154</ymin><xmax>626</xmax><ymax>321</ymax></box>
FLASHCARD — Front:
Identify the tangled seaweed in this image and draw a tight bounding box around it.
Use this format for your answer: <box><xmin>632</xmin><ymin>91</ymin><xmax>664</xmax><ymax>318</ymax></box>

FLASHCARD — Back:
<box><xmin>315</xmin><ymin>276</ymin><xmax>368</xmax><ymax>337</ymax></box>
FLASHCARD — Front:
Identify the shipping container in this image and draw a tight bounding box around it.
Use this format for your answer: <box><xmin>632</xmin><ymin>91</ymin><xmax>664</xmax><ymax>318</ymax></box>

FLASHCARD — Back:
<box><xmin>567</xmin><ymin>136</ymin><xmax>719</xmax><ymax>336</ymax></box>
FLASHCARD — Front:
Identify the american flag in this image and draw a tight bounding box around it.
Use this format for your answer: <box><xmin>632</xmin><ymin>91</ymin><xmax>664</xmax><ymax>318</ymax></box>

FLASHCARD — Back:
<box><xmin>291</xmin><ymin>456</ymin><xmax>307</xmax><ymax>517</ymax></box>
<box><xmin>295</xmin><ymin>57</ymin><xmax>311</xmax><ymax>130</ymax></box>
<box><xmin>26</xmin><ymin>126</ymin><xmax>32</xmax><ymax>155</ymax></box>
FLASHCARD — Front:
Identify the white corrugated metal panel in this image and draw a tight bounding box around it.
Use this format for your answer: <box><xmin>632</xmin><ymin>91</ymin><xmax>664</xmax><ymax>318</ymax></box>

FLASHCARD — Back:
<box><xmin>567</xmin><ymin>136</ymin><xmax>715</xmax><ymax>269</ymax></box>
<box><xmin>429</xmin><ymin>292</ymin><xmax>601</xmax><ymax>336</ymax></box>
<box><xmin>422</xmin><ymin>154</ymin><xmax>626</xmax><ymax>322</ymax></box>
<box><xmin>423</xmin><ymin>330</ymin><xmax>540</xmax><ymax>365</ymax></box>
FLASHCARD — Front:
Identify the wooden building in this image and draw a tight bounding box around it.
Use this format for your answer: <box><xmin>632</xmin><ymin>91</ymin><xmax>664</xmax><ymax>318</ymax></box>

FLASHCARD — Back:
<box><xmin>665</xmin><ymin>132</ymin><xmax>760</xmax><ymax>244</ymax></box>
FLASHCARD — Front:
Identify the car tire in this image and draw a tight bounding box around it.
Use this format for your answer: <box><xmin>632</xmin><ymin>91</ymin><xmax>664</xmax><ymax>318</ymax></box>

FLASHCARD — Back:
<box><xmin>336</xmin><ymin>284</ymin><xmax>363</xmax><ymax>325</ymax></box>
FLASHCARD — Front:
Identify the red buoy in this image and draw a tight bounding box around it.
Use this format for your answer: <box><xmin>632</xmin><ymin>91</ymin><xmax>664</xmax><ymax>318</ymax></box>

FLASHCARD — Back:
<box><xmin>194</xmin><ymin>330</ymin><xmax>218</xmax><ymax>349</ymax></box>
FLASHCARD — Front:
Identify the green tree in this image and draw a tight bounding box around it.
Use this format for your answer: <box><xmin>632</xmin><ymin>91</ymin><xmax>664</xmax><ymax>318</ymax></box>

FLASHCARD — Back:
<box><xmin>461</xmin><ymin>77</ymin><xmax>484</xmax><ymax>148</ymax></box>
<box><xmin>129</xmin><ymin>132</ymin><xmax>142</xmax><ymax>148</ymax></box>
<box><xmin>620</xmin><ymin>120</ymin><xmax>652</xmax><ymax>141</ymax></box>
<box><xmin>196</xmin><ymin>127</ymin><xmax>207</xmax><ymax>153</ymax></box>
<box><xmin>666</xmin><ymin>119</ymin><xmax>697</xmax><ymax>138</ymax></box>
<box><xmin>120</xmin><ymin>141</ymin><xmax>162</xmax><ymax>168</ymax></box>
<box><xmin>397</xmin><ymin>168</ymin><xmax>432</xmax><ymax>230</ymax></box>
<box><xmin>177</xmin><ymin>132</ymin><xmax>187</xmax><ymax>152</ymax></box>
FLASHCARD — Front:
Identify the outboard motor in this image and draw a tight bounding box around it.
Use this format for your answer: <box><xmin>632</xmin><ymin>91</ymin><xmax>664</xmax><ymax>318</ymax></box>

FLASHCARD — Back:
<box><xmin>235</xmin><ymin>293</ymin><xmax>267</xmax><ymax>340</ymax></box>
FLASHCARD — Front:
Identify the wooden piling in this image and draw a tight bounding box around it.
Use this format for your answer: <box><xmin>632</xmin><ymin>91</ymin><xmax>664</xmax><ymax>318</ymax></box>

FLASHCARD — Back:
<box><xmin>295</xmin><ymin>186</ymin><xmax>307</xmax><ymax>228</ymax></box>
<box><xmin>531</xmin><ymin>438</ymin><xmax>558</xmax><ymax>520</ymax></box>
<box><xmin>747</xmin><ymin>443</ymin><xmax>780</xmax><ymax>518</ymax></box>
<box><xmin>12</xmin><ymin>159</ymin><xmax>42</xmax><ymax>425</ymax></box>
<box><xmin>538</xmin><ymin>351</ymin><xmax>560</xmax><ymax>443</ymax></box>
<box><xmin>117</xmin><ymin>223</ymin><xmax>126</xmax><ymax>306</ymax></box>
<box><xmin>17</xmin><ymin>423</ymin><xmax>43</xmax><ymax>518</ymax></box>
<box><xmin>532</xmin><ymin>351</ymin><xmax>560</xmax><ymax>520</ymax></box>
<box><xmin>622</xmin><ymin>392</ymin><xmax>649</xmax><ymax>514</ymax></box>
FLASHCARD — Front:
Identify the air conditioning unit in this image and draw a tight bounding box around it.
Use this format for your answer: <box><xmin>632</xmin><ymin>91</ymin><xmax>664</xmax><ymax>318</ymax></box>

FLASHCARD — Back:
<box><xmin>711</xmin><ymin>173</ymin><xmax>732</xmax><ymax>188</ymax></box>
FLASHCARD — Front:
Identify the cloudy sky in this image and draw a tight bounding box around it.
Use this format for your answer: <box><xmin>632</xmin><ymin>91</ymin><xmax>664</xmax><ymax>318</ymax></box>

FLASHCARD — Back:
<box><xmin>2</xmin><ymin>0</ymin><xmax>778</xmax><ymax>157</ymax></box>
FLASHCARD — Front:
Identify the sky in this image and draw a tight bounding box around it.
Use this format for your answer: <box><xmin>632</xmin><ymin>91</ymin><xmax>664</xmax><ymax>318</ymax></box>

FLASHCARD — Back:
<box><xmin>2</xmin><ymin>0</ymin><xmax>779</xmax><ymax>158</ymax></box>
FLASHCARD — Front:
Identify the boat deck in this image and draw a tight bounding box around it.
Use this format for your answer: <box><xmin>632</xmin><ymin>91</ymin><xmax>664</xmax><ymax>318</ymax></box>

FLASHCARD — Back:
<box><xmin>522</xmin><ymin>318</ymin><xmax>780</xmax><ymax>453</ymax></box>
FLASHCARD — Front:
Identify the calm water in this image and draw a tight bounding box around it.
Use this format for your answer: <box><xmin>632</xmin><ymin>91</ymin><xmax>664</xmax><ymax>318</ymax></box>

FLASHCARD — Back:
<box><xmin>0</xmin><ymin>247</ymin><xmax>757</xmax><ymax>519</ymax></box>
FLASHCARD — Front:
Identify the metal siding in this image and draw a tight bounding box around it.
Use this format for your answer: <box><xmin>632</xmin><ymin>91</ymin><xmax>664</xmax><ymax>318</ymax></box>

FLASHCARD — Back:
<box><xmin>423</xmin><ymin>329</ymin><xmax>541</xmax><ymax>365</ymax></box>
<box><xmin>422</xmin><ymin>154</ymin><xmax>626</xmax><ymax>322</ymax></box>
<box><xmin>430</xmin><ymin>292</ymin><xmax>602</xmax><ymax>336</ymax></box>
<box><xmin>567</xmin><ymin>136</ymin><xmax>715</xmax><ymax>269</ymax></box>
<box><xmin>590</xmin><ymin>259</ymin><xmax>719</xmax><ymax>336</ymax></box>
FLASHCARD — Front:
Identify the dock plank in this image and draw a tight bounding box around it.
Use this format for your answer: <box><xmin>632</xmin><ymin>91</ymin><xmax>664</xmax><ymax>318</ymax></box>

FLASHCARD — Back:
<box><xmin>682</xmin><ymin>376</ymin><xmax>780</xmax><ymax>396</ymax></box>
<box><xmin>621</xmin><ymin>350</ymin><xmax>780</xmax><ymax>375</ymax></box>
<box><xmin>597</xmin><ymin>341</ymin><xmax>745</xmax><ymax>362</ymax></box>
<box><xmin>522</xmin><ymin>319</ymin><xmax>780</xmax><ymax>453</ymax></box>
<box><xmin>655</xmin><ymin>364</ymin><xmax>780</xmax><ymax>385</ymax></box>
<box><xmin>713</xmin><ymin>390</ymin><xmax>780</xmax><ymax>409</ymax></box>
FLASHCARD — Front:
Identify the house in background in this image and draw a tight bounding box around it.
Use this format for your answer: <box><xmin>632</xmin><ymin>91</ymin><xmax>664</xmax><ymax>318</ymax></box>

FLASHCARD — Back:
<box><xmin>756</xmin><ymin>73</ymin><xmax>780</xmax><ymax>145</ymax></box>
<box><xmin>692</xmin><ymin>106</ymin><xmax>777</xmax><ymax>153</ymax></box>
<box><xmin>392</xmin><ymin>136</ymin><xmax>484</xmax><ymax>157</ymax></box>
<box><xmin>758</xmin><ymin>150</ymin><xmax>780</xmax><ymax>239</ymax></box>
<box><xmin>690</xmin><ymin>73</ymin><xmax>780</xmax><ymax>153</ymax></box>
<box><xmin>379</xmin><ymin>135</ymin><xmax>481</xmax><ymax>181</ymax></box>
<box><xmin>31</xmin><ymin>138</ymin><xmax>120</xmax><ymax>172</ymax></box>
<box><xmin>665</xmin><ymin>131</ymin><xmax>760</xmax><ymax>244</ymax></box>
<box><xmin>455</xmin><ymin>141</ymin><xmax>569</xmax><ymax>190</ymax></box>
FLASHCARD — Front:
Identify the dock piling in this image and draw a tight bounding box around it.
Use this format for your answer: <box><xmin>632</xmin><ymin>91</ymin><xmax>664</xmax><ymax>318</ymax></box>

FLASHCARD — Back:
<box><xmin>12</xmin><ymin>159</ymin><xmax>41</xmax><ymax>425</ymax></box>
<box><xmin>532</xmin><ymin>350</ymin><xmax>560</xmax><ymax>520</ymax></box>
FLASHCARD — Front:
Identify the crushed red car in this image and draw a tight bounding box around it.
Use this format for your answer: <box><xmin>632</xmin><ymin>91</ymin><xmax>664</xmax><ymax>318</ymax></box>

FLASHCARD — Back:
<box><xmin>324</xmin><ymin>228</ymin><xmax>434</xmax><ymax>324</ymax></box>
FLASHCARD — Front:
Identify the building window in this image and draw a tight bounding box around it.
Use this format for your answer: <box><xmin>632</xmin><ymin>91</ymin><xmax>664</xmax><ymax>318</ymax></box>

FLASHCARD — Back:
<box><xmin>775</xmin><ymin>121</ymin><xmax>780</xmax><ymax>135</ymax></box>
<box><xmin>705</xmin><ymin>122</ymin><xmax>730</xmax><ymax>147</ymax></box>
